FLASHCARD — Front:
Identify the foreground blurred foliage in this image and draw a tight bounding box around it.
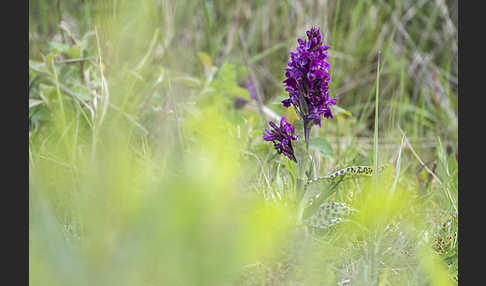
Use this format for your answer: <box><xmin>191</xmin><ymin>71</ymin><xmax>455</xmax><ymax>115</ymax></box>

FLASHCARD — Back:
<box><xmin>30</xmin><ymin>0</ymin><xmax>457</xmax><ymax>285</ymax></box>
<box><xmin>30</xmin><ymin>104</ymin><xmax>293</xmax><ymax>285</ymax></box>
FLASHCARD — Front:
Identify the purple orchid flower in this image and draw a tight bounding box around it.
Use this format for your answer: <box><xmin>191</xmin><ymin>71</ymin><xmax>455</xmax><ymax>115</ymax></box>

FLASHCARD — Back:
<box><xmin>263</xmin><ymin>116</ymin><xmax>298</xmax><ymax>162</ymax></box>
<box><xmin>282</xmin><ymin>27</ymin><xmax>337</xmax><ymax>148</ymax></box>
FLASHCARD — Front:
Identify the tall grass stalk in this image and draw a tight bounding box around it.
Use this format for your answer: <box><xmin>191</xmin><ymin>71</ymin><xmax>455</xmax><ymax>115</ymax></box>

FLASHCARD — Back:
<box><xmin>373</xmin><ymin>51</ymin><xmax>381</xmax><ymax>183</ymax></box>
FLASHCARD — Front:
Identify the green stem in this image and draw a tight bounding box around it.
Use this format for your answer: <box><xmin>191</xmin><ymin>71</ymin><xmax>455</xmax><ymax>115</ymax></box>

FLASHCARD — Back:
<box><xmin>373</xmin><ymin>51</ymin><xmax>381</xmax><ymax>185</ymax></box>
<box><xmin>304</xmin><ymin>118</ymin><xmax>313</xmax><ymax>151</ymax></box>
<box><xmin>297</xmin><ymin>119</ymin><xmax>314</xmax><ymax>224</ymax></box>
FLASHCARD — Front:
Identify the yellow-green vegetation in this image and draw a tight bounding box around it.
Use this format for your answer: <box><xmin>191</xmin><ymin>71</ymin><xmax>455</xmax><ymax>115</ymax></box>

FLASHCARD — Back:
<box><xmin>29</xmin><ymin>0</ymin><xmax>457</xmax><ymax>285</ymax></box>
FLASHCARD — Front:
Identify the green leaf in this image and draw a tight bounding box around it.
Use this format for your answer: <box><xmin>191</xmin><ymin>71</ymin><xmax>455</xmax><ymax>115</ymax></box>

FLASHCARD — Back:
<box><xmin>39</xmin><ymin>83</ymin><xmax>56</xmax><ymax>104</ymax></box>
<box><xmin>30</xmin><ymin>107</ymin><xmax>50</xmax><ymax>122</ymax></box>
<box><xmin>173</xmin><ymin>76</ymin><xmax>201</xmax><ymax>88</ymax></box>
<box><xmin>249</xmin><ymin>41</ymin><xmax>290</xmax><ymax>64</ymax></box>
<box><xmin>29</xmin><ymin>60</ymin><xmax>46</xmax><ymax>73</ymax></box>
<box><xmin>198</xmin><ymin>52</ymin><xmax>213</xmax><ymax>74</ymax></box>
<box><xmin>309</xmin><ymin>137</ymin><xmax>333</xmax><ymax>158</ymax></box>
<box><xmin>29</xmin><ymin>99</ymin><xmax>44</xmax><ymax>109</ymax></box>
<box><xmin>65</xmin><ymin>45</ymin><xmax>83</xmax><ymax>59</ymax></box>
<box><xmin>304</xmin><ymin>201</ymin><xmax>354</xmax><ymax>229</ymax></box>
<box><xmin>331</xmin><ymin>105</ymin><xmax>352</xmax><ymax>117</ymax></box>
<box><xmin>47</xmin><ymin>42</ymin><xmax>70</xmax><ymax>54</ymax></box>
<box><xmin>306</xmin><ymin>165</ymin><xmax>386</xmax><ymax>186</ymax></box>
<box><xmin>71</xmin><ymin>85</ymin><xmax>93</xmax><ymax>101</ymax></box>
<box><xmin>271</xmin><ymin>95</ymin><xmax>288</xmax><ymax>105</ymax></box>
<box><xmin>210</xmin><ymin>63</ymin><xmax>251</xmax><ymax>100</ymax></box>
<box><xmin>447</xmin><ymin>153</ymin><xmax>457</xmax><ymax>174</ymax></box>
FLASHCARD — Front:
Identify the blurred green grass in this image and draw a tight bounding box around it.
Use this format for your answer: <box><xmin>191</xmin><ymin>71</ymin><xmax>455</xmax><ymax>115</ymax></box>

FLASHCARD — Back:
<box><xmin>29</xmin><ymin>0</ymin><xmax>457</xmax><ymax>285</ymax></box>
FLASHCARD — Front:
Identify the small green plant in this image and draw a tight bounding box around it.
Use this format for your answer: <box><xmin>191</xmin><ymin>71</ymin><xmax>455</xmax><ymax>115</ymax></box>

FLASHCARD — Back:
<box><xmin>262</xmin><ymin>27</ymin><xmax>386</xmax><ymax>231</ymax></box>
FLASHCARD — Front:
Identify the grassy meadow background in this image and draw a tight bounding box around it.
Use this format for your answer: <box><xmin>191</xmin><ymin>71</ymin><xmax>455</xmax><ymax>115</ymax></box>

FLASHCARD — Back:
<box><xmin>29</xmin><ymin>0</ymin><xmax>458</xmax><ymax>285</ymax></box>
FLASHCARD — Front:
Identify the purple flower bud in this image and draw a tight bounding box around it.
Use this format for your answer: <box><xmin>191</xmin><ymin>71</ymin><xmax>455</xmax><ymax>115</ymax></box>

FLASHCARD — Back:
<box><xmin>282</xmin><ymin>98</ymin><xmax>292</xmax><ymax>107</ymax></box>
<box><xmin>262</xmin><ymin>116</ymin><xmax>298</xmax><ymax>162</ymax></box>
